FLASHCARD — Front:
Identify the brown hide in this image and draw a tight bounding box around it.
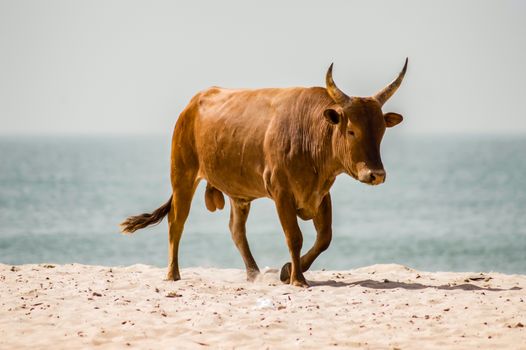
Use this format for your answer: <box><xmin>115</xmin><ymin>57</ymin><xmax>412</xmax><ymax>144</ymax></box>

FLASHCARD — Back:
<box><xmin>196</xmin><ymin>87</ymin><xmax>337</xmax><ymax>208</ymax></box>
<box><xmin>121</xmin><ymin>60</ymin><xmax>407</xmax><ymax>287</ymax></box>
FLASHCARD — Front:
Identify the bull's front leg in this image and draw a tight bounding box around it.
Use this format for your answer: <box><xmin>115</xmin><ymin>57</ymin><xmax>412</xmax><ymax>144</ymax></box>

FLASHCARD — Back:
<box><xmin>280</xmin><ymin>193</ymin><xmax>332</xmax><ymax>283</ymax></box>
<box><xmin>274</xmin><ymin>193</ymin><xmax>309</xmax><ymax>288</ymax></box>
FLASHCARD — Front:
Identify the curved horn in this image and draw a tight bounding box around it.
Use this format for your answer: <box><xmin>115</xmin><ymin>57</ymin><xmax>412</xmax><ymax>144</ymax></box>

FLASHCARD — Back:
<box><xmin>326</xmin><ymin>63</ymin><xmax>349</xmax><ymax>105</ymax></box>
<box><xmin>374</xmin><ymin>57</ymin><xmax>408</xmax><ymax>106</ymax></box>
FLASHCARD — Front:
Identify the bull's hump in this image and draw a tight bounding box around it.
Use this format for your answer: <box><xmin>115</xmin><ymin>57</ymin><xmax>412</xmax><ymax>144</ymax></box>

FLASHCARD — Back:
<box><xmin>197</xmin><ymin>86</ymin><xmax>326</xmax><ymax>111</ymax></box>
<box><xmin>200</xmin><ymin>86</ymin><xmax>317</xmax><ymax>97</ymax></box>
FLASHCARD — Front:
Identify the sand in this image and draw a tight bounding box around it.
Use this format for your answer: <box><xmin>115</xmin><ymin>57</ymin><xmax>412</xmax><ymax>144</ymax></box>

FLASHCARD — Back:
<box><xmin>0</xmin><ymin>263</ymin><xmax>525</xmax><ymax>349</ymax></box>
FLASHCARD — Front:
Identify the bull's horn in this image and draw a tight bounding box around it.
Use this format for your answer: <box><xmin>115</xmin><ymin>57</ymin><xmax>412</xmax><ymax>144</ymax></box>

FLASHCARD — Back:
<box><xmin>373</xmin><ymin>57</ymin><xmax>408</xmax><ymax>106</ymax></box>
<box><xmin>326</xmin><ymin>63</ymin><xmax>349</xmax><ymax>105</ymax></box>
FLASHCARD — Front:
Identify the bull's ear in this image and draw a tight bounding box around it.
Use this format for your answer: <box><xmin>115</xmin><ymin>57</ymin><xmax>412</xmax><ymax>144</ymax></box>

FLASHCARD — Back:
<box><xmin>323</xmin><ymin>108</ymin><xmax>342</xmax><ymax>125</ymax></box>
<box><xmin>384</xmin><ymin>112</ymin><xmax>403</xmax><ymax>128</ymax></box>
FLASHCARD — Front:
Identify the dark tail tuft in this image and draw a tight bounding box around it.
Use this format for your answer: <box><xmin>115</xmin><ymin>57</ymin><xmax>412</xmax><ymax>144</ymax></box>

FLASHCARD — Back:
<box><xmin>120</xmin><ymin>196</ymin><xmax>172</xmax><ymax>234</ymax></box>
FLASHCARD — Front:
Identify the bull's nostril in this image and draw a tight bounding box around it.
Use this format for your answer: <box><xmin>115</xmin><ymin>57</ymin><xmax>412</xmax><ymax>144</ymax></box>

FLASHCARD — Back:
<box><xmin>370</xmin><ymin>173</ymin><xmax>376</xmax><ymax>182</ymax></box>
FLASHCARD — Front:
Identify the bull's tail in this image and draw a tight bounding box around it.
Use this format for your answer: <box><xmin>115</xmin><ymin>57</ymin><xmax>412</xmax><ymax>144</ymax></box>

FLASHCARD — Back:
<box><xmin>120</xmin><ymin>195</ymin><xmax>173</xmax><ymax>234</ymax></box>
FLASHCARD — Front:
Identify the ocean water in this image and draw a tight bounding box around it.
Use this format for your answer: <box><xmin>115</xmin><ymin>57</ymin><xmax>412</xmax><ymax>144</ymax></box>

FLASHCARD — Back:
<box><xmin>0</xmin><ymin>134</ymin><xmax>525</xmax><ymax>274</ymax></box>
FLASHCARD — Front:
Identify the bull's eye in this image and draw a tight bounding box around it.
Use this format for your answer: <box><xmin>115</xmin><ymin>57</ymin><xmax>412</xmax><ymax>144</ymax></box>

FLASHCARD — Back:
<box><xmin>348</xmin><ymin>130</ymin><xmax>355</xmax><ymax>136</ymax></box>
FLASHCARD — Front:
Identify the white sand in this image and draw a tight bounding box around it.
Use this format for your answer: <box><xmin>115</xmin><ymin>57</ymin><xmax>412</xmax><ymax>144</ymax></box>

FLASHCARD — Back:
<box><xmin>1</xmin><ymin>263</ymin><xmax>525</xmax><ymax>349</ymax></box>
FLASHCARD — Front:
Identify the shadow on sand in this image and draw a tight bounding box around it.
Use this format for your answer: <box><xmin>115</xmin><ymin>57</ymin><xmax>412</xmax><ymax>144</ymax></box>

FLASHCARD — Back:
<box><xmin>309</xmin><ymin>278</ymin><xmax>522</xmax><ymax>292</ymax></box>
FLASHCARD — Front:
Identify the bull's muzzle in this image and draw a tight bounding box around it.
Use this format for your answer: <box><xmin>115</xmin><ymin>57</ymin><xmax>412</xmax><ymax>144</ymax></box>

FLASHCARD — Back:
<box><xmin>358</xmin><ymin>168</ymin><xmax>386</xmax><ymax>185</ymax></box>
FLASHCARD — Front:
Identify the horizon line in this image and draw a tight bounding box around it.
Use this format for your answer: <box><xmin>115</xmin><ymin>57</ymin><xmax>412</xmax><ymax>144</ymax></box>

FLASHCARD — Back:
<box><xmin>1</xmin><ymin>130</ymin><xmax>526</xmax><ymax>138</ymax></box>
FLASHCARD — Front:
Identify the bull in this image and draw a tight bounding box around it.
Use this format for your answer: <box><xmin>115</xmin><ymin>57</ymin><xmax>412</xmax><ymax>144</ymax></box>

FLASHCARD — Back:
<box><xmin>120</xmin><ymin>59</ymin><xmax>408</xmax><ymax>287</ymax></box>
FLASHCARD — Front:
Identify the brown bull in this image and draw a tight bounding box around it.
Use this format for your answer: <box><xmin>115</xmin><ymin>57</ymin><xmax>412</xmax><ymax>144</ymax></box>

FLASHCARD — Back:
<box><xmin>121</xmin><ymin>59</ymin><xmax>408</xmax><ymax>287</ymax></box>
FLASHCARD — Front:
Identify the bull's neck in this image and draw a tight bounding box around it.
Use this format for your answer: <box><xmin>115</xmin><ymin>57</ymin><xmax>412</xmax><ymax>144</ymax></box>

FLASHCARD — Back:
<box><xmin>295</xmin><ymin>89</ymin><xmax>347</xmax><ymax>183</ymax></box>
<box><xmin>307</xmin><ymin>123</ymin><xmax>346</xmax><ymax>183</ymax></box>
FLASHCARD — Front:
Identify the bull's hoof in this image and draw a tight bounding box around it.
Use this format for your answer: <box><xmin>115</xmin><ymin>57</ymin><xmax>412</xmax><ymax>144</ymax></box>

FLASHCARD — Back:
<box><xmin>166</xmin><ymin>270</ymin><xmax>181</xmax><ymax>281</ymax></box>
<box><xmin>247</xmin><ymin>268</ymin><xmax>260</xmax><ymax>282</ymax></box>
<box><xmin>291</xmin><ymin>278</ymin><xmax>310</xmax><ymax>288</ymax></box>
<box><xmin>280</xmin><ymin>262</ymin><xmax>291</xmax><ymax>283</ymax></box>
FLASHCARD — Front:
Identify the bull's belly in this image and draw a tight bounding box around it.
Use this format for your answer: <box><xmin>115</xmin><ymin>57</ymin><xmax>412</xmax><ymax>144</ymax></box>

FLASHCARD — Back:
<box><xmin>197</xmin><ymin>160</ymin><xmax>268</xmax><ymax>200</ymax></box>
<box><xmin>195</xmin><ymin>124</ymin><xmax>270</xmax><ymax>199</ymax></box>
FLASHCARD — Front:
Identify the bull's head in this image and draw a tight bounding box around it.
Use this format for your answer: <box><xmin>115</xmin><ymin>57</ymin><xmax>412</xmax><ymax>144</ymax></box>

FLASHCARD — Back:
<box><xmin>323</xmin><ymin>58</ymin><xmax>407</xmax><ymax>185</ymax></box>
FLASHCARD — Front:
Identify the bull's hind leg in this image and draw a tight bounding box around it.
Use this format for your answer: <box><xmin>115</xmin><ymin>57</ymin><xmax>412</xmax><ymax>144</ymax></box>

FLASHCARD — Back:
<box><xmin>280</xmin><ymin>194</ymin><xmax>332</xmax><ymax>283</ymax></box>
<box><xmin>229</xmin><ymin>198</ymin><xmax>260</xmax><ymax>281</ymax></box>
<box><xmin>166</xmin><ymin>173</ymin><xmax>199</xmax><ymax>281</ymax></box>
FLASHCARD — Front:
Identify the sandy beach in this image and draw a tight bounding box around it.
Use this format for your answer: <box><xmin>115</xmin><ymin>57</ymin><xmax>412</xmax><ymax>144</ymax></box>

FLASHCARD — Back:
<box><xmin>0</xmin><ymin>263</ymin><xmax>524</xmax><ymax>349</ymax></box>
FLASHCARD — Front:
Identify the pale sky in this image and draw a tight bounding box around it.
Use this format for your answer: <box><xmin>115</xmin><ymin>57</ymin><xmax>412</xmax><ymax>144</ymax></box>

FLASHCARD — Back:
<box><xmin>1</xmin><ymin>0</ymin><xmax>525</xmax><ymax>135</ymax></box>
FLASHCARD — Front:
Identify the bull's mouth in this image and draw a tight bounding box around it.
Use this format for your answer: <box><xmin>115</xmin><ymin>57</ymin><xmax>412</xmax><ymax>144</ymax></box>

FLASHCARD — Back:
<box><xmin>360</xmin><ymin>179</ymin><xmax>382</xmax><ymax>186</ymax></box>
<box><xmin>346</xmin><ymin>168</ymin><xmax>360</xmax><ymax>181</ymax></box>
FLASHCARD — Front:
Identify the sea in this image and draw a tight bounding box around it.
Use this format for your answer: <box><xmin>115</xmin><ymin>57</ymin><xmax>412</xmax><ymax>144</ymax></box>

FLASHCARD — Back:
<box><xmin>0</xmin><ymin>134</ymin><xmax>525</xmax><ymax>274</ymax></box>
